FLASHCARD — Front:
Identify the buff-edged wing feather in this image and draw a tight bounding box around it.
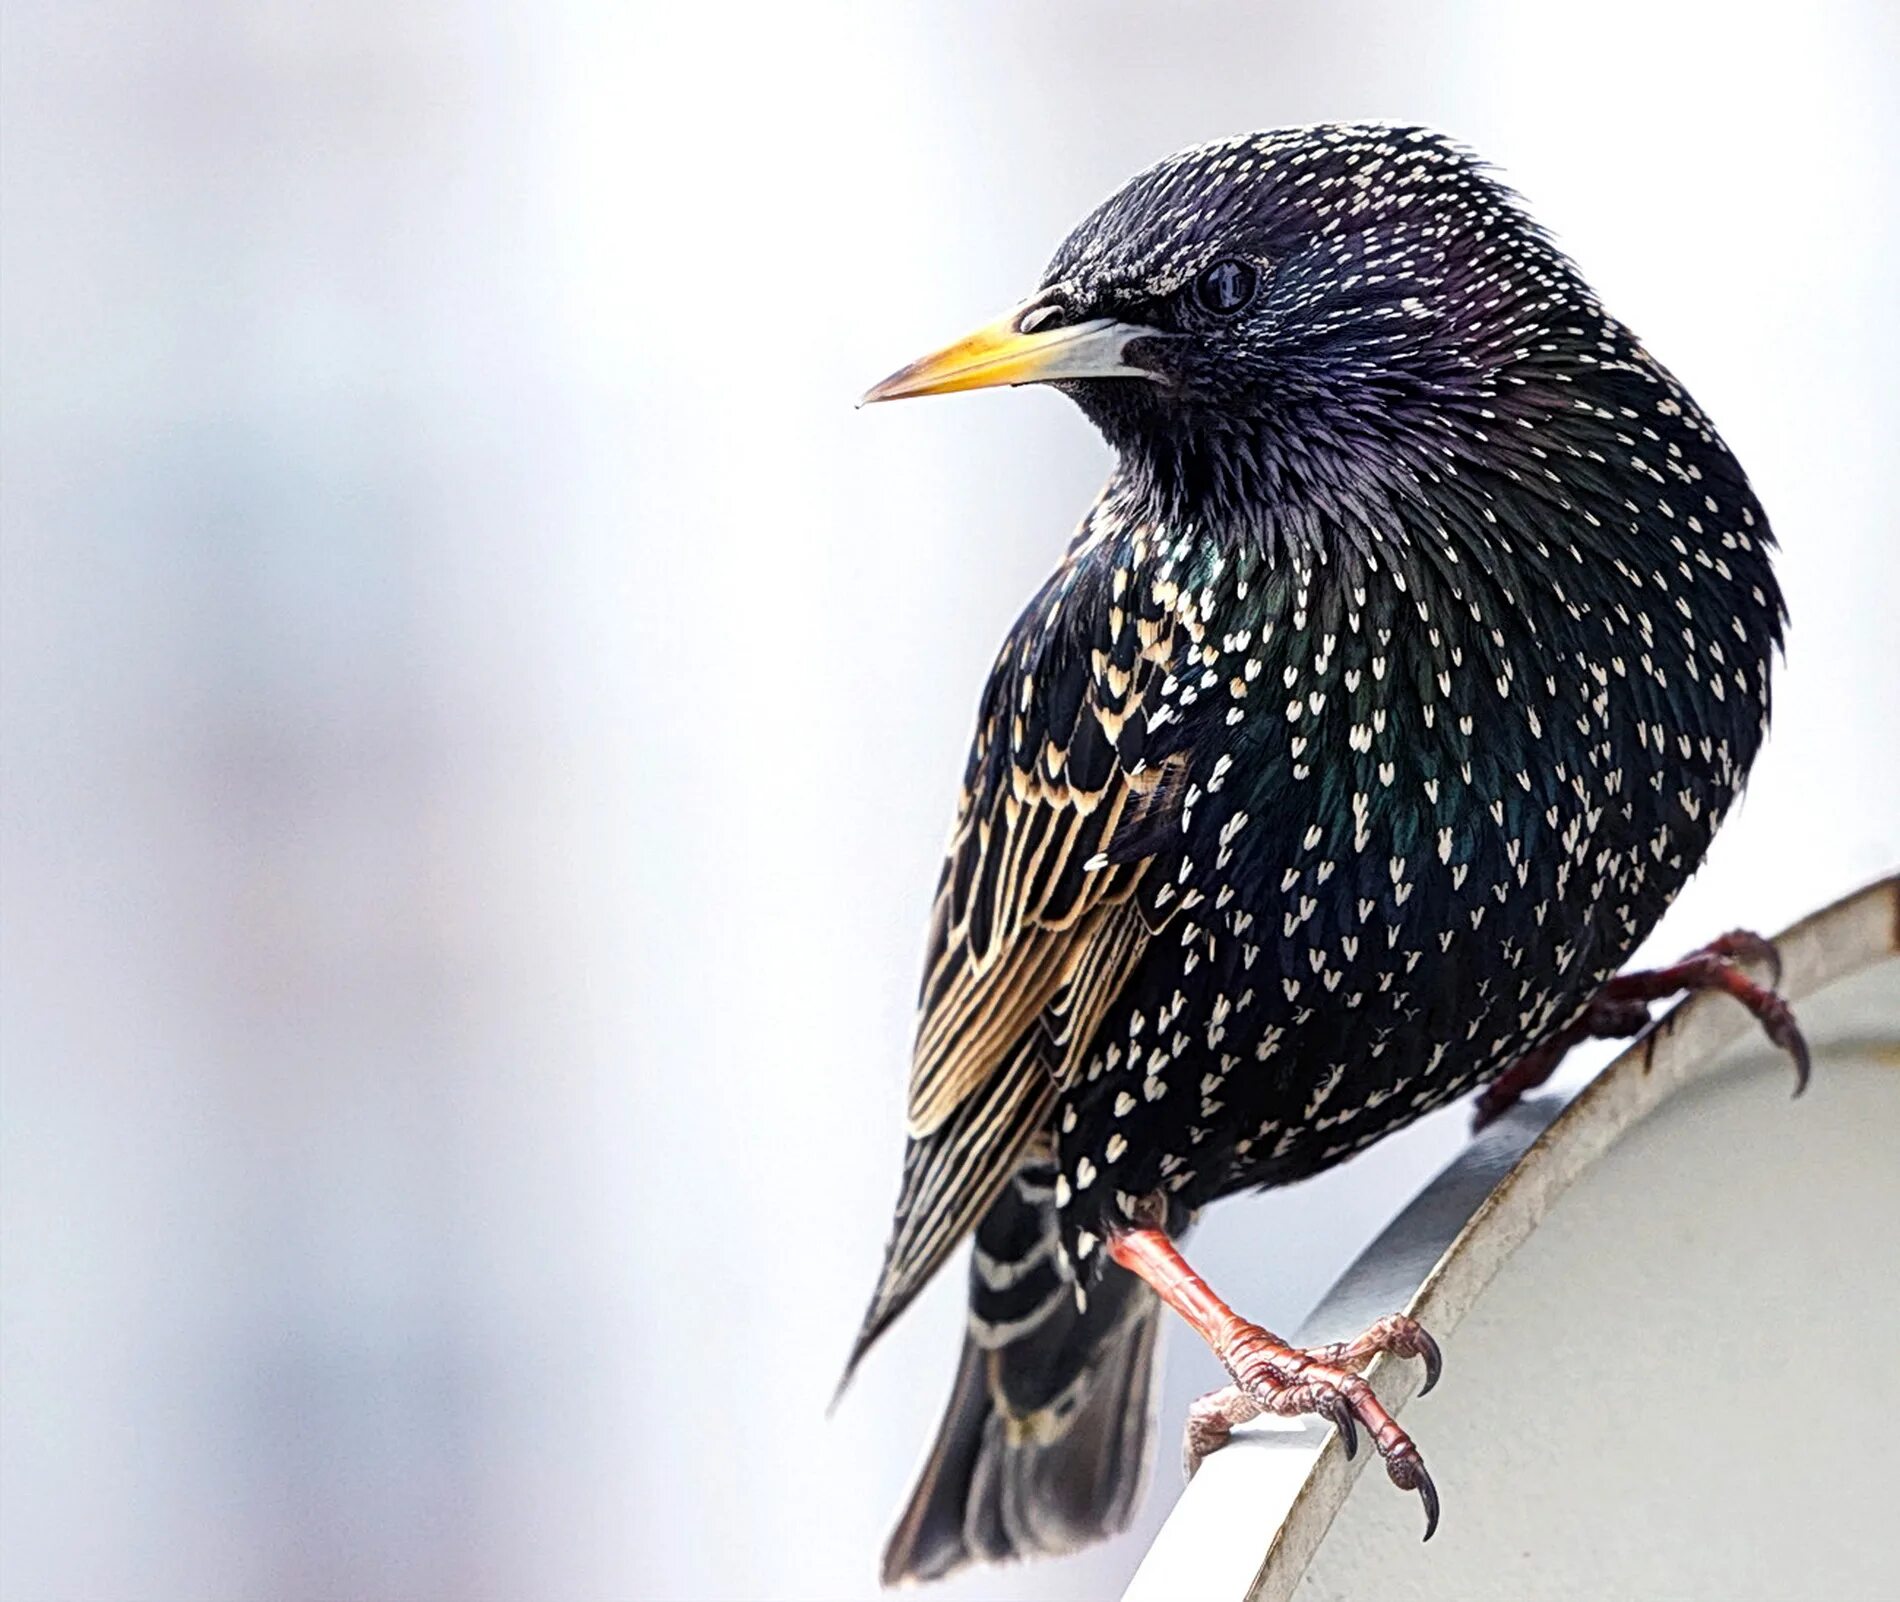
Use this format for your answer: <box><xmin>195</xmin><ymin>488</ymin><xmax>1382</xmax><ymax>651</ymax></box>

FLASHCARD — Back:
<box><xmin>845</xmin><ymin>514</ymin><xmax>1198</xmax><ymax>1381</ymax></box>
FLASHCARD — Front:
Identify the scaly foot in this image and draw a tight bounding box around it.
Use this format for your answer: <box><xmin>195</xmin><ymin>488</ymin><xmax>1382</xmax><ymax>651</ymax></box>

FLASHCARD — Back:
<box><xmin>1183</xmin><ymin>1312</ymin><xmax>1442</xmax><ymax>1536</ymax></box>
<box><xmin>1107</xmin><ymin>1225</ymin><xmax>1443</xmax><ymax>1539</ymax></box>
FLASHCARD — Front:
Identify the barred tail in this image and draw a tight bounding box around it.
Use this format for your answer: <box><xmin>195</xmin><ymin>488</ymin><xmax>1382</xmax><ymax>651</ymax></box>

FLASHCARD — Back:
<box><xmin>880</xmin><ymin>1157</ymin><xmax>1161</xmax><ymax>1586</ymax></box>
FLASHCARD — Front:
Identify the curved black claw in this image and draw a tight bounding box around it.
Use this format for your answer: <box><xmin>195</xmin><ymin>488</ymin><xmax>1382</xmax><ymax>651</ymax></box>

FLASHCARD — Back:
<box><xmin>1384</xmin><ymin>1452</ymin><xmax>1440</xmax><ymax>1541</ymax></box>
<box><xmin>1324</xmin><ymin>1394</ymin><xmax>1359</xmax><ymax>1459</ymax></box>
<box><xmin>1752</xmin><ymin>988</ymin><xmax>1811</xmax><ymax>1098</ymax></box>
<box><xmin>1787</xmin><ymin>1029</ymin><xmax>1812</xmax><ymax>1098</ymax></box>
<box><xmin>1415</xmin><ymin>1463</ymin><xmax>1441</xmax><ymax>1542</ymax></box>
<box><xmin>1415</xmin><ymin>1326</ymin><xmax>1444</xmax><ymax>1396</ymax></box>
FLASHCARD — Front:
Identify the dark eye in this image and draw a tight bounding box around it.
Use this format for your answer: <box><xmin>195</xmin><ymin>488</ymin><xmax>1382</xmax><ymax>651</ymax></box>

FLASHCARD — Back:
<box><xmin>1194</xmin><ymin>258</ymin><xmax>1258</xmax><ymax>316</ymax></box>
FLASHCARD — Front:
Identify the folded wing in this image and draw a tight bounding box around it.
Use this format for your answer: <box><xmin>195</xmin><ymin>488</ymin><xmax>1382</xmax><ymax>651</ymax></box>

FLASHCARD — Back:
<box><xmin>845</xmin><ymin>542</ymin><xmax>1198</xmax><ymax>1376</ymax></box>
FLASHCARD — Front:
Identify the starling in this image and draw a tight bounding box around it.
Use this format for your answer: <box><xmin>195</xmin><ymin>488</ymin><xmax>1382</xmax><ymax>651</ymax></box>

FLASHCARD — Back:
<box><xmin>848</xmin><ymin>124</ymin><xmax>1803</xmax><ymax>1582</ymax></box>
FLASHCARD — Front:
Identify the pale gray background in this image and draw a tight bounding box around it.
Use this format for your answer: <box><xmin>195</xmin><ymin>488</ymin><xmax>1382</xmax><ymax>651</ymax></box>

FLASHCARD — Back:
<box><xmin>2</xmin><ymin>3</ymin><xmax>1895</xmax><ymax>1600</ymax></box>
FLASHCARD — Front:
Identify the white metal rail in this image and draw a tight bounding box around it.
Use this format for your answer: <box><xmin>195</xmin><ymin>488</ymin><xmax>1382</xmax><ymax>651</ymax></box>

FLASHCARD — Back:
<box><xmin>1126</xmin><ymin>873</ymin><xmax>1900</xmax><ymax>1602</ymax></box>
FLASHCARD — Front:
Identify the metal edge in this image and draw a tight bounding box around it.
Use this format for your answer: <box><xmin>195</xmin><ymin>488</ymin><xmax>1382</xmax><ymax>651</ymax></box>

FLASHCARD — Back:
<box><xmin>1124</xmin><ymin>871</ymin><xmax>1900</xmax><ymax>1602</ymax></box>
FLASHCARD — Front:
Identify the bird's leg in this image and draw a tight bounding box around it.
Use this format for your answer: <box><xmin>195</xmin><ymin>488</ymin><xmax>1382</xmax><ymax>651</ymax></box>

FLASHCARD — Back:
<box><xmin>1473</xmin><ymin>927</ymin><xmax>1809</xmax><ymax>1131</ymax></box>
<box><xmin>1106</xmin><ymin>1223</ymin><xmax>1442</xmax><ymax>1539</ymax></box>
<box><xmin>1469</xmin><ymin>1001</ymin><xmax>1647</xmax><ymax>1131</ymax></box>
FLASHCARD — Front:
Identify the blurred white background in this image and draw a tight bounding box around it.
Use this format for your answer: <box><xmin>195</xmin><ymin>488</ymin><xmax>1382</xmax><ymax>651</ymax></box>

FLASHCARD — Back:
<box><xmin>3</xmin><ymin>2</ymin><xmax>1895</xmax><ymax>1599</ymax></box>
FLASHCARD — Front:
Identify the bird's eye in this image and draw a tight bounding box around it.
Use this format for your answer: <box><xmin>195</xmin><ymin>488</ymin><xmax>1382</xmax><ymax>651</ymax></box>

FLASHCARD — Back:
<box><xmin>1194</xmin><ymin>258</ymin><xmax>1258</xmax><ymax>316</ymax></box>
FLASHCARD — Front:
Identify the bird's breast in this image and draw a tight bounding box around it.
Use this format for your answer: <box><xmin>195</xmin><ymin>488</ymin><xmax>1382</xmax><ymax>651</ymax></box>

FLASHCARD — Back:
<box><xmin>1046</xmin><ymin>516</ymin><xmax>1773</xmax><ymax>1249</ymax></box>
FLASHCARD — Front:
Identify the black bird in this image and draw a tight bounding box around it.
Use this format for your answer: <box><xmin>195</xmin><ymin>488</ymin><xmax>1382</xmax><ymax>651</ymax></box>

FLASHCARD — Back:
<box><xmin>848</xmin><ymin>123</ymin><xmax>1803</xmax><ymax>1583</ymax></box>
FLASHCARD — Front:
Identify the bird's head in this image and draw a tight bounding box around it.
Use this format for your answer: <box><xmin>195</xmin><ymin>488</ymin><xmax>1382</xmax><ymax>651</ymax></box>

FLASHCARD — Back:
<box><xmin>864</xmin><ymin>124</ymin><xmax>1593</xmax><ymax>524</ymax></box>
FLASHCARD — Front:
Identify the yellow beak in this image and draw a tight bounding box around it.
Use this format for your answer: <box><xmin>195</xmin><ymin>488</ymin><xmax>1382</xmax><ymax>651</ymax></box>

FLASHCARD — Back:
<box><xmin>860</xmin><ymin>305</ymin><xmax>1159</xmax><ymax>405</ymax></box>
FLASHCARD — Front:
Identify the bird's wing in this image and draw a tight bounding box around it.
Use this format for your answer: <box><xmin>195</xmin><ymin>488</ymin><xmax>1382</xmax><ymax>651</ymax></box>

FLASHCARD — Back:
<box><xmin>846</xmin><ymin>548</ymin><xmax>1199</xmax><ymax>1372</ymax></box>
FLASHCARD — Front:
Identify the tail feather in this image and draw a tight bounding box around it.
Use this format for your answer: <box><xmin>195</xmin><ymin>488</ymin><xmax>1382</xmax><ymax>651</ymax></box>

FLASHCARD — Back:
<box><xmin>880</xmin><ymin>1158</ymin><xmax>1162</xmax><ymax>1586</ymax></box>
<box><xmin>842</xmin><ymin>1037</ymin><xmax>1054</xmax><ymax>1395</ymax></box>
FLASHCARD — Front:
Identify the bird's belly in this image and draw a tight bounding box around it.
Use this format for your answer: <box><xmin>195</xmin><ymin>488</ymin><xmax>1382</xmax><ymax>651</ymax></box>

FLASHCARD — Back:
<box><xmin>1052</xmin><ymin>766</ymin><xmax>1737</xmax><ymax>1238</ymax></box>
<box><xmin>1058</xmin><ymin>914</ymin><xmax>1584</xmax><ymax>1229</ymax></box>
